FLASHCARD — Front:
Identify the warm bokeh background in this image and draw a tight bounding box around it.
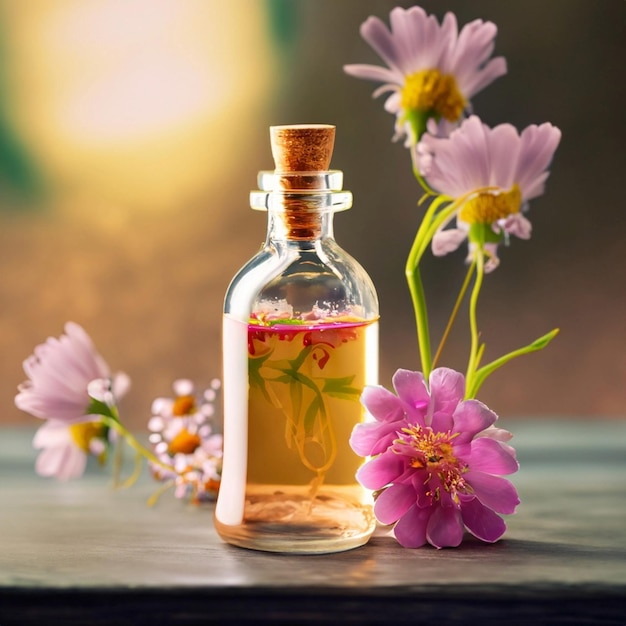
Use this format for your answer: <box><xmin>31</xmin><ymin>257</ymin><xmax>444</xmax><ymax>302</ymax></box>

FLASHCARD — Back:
<box><xmin>0</xmin><ymin>0</ymin><xmax>624</xmax><ymax>431</ymax></box>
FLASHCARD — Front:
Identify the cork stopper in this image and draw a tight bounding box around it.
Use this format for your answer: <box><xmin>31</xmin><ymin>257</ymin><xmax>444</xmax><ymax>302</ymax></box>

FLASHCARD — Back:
<box><xmin>270</xmin><ymin>124</ymin><xmax>335</xmax><ymax>173</ymax></box>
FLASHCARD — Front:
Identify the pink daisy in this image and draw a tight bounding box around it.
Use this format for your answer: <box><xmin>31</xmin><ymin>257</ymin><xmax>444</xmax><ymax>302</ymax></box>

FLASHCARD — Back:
<box><xmin>32</xmin><ymin>419</ymin><xmax>110</xmax><ymax>481</ymax></box>
<box><xmin>344</xmin><ymin>6</ymin><xmax>506</xmax><ymax>143</ymax></box>
<box><xmin>15</xmin><ymin>322</ymin><xmax>130</xmax><ymax>480</ymax></box>
<box><xmin>15</xmin><ymin>321</ymin><xmax>126</xmax><ymax>423</ymax></box>
<box><xmin>351</xmin><ymin>368</ymin><xmax>519</xmax><ymax>548</ymax></box>
<box><xmin>417</xmin><ymin>115</ymin><xmax>561</xmax><ymax>271</ymax></box>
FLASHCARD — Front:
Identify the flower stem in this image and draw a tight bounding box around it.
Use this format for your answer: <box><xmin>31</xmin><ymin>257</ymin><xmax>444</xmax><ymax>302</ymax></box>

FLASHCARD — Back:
<box><xmin>432</xmin><ymin>258</ymin><xmax>476</xmax><ymax>369</ymax></box>
<box><xmin>102</xmin><ymin>415</ymin><xmax>172</xmax><ymax>475</ymax></box>
<box><xmin>405</xmin><ymin>188</ymin><xmax>495</xmax><ymax>376</ymax></box>
<box><xmin>405</xmin><ymin>254</ymin><xmax>432</xmax><ymax>378</ymax></box>
<box><xmin>465</xmin><ymin>249</ymin><xmax>485</xmax><ymax>398</ymax></box>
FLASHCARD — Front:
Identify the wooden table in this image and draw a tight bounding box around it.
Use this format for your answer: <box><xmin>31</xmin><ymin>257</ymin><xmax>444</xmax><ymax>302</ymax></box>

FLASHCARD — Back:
<box><xmin>1</xmin><ymin>420</ymin><xmax>625</xmax><ymax>625</ymax></box>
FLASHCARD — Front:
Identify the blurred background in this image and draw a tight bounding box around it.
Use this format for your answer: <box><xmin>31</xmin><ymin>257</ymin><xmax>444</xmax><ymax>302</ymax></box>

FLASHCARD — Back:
<box><xmin>0</xmin><ymin>0</ymin><xmax>624</xmax><ymax>431</ymax></box>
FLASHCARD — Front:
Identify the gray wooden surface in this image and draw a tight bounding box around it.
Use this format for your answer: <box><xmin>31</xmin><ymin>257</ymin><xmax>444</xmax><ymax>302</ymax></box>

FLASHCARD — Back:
<box><xmin>1</xmin><ymin>420</ymin><xmax>625</xmax><ymax>625</ymax></box>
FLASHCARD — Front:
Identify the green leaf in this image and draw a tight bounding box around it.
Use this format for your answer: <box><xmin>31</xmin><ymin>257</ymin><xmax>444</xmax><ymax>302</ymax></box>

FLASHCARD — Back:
<box><xmin>468</xmin><ymin>328</ymin><xmax>560</xmax><ymax>398</ymax></box>
<box><xmin>289</xmin><ymin>379</ymin><xmax>303</xmax><ymax>422</ymax></box>
<box><xmin>249</xmin><ymin>352</ymin><xmax>274</xmax><ymax>402</ymax></box>
<box><xmin>321</xmin><ymin>376</ymin><xmax>361</xmax><ymax>401</ymax></box>
<box><xmin>303</xmin><ymin>397</ymin><xmax>321</xmax><ymax>433</ymax></box>
<box><xmin>86</xmin><ymin>398</ymin><xmax>116</xmax><ymax>420</ymax></box>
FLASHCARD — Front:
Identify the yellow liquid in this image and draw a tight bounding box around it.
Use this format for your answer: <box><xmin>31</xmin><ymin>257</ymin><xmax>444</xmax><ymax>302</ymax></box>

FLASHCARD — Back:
<box><xmin>215</xmin><ymin>316</ymin><xmax>378</xmax><ymax>553</ymax></box>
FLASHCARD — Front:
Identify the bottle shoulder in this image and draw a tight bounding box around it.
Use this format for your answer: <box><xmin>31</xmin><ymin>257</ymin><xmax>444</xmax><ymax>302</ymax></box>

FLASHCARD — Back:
<box><xmin>224</xmin><ymin>239</ymin><xmax>378</xmax><ymax>321</ymax></box>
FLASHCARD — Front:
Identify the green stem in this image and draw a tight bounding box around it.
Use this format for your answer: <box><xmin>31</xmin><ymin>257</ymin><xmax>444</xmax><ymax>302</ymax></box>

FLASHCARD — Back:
<box><xmin>432</xmin><ymin>258</ymin><xmax>476</xmax><ymax>369</ymax></box>
<box><xmin>405</xmin><ymin>258</ymin><xmax>432</xmax><ymax>378</ymax></box>
<box><xmin>465</xmin><ymin>249</ymin><xmax>484</xmax><ymax>398</ymax></box>
<box><xmin>405</xmin><ymin>188</ymin><xmax>492</xmax><ymax>376</ymax></box>
<box><xmin>102</xmin><ymin>415</ymin><xmax>171</xmax><ymax>474</ymax></box>
<box><xmin>467</xmin><ymin>328</ymin><xmax>560</xmax><ymax>399</ymax></box>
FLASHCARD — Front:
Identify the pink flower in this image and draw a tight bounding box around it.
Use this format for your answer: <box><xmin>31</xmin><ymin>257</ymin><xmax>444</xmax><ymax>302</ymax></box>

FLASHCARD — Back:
<box><xmin>351</xmin><ymin>368</ymin><xmax>519</xmax><ymax>548</ymax></box>
<box><xmin>417</xmin><ymin>115</ymin><xmax>561</xmax><ymax>271</ymax></box>
<box><xmin>15</xmin><ymin>322</ymin><xmax>130</xmax><ymax>480</ymax></box>
<box><xmin>32</xmin><ymin>419</ymin><xmax>109</xmax><ymax>481</ymax></box>
<box><xmin>344</xmin><ymin>6</ymin><xmax>506</xmax><ymax>143</ymax></box>
<box><xmin>15</xmin><ymin>322</ymin><xmax>127</xmax><ymax>423</ymax></box>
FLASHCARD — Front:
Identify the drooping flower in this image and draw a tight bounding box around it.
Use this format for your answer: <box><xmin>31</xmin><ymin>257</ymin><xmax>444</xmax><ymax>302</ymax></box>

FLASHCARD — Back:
<box><xmin>32</xmin><ymin>418</ymin><xmax>111</xmax><ymax>480</ymax></box>
<box><xmin>417</xmin><ymin>115</ymin><xmax>561</xmax><ymax>271</ymax></box>
<box><xmin>344</xmin><ymin>6</ymin><xmax>506</xmax><ymax>144</ymax></box>
<box><xmin>15</xmin><ymin>321</ymin><xmax>129</xmax><ymax>424</ymax></box>
<box><xmin>148</xmin><ymin>378</ymin><xmax>223</xmax><ymax>502</ymax></box>
<box><xmin>15</xmin><ymin>323</ymin><xmax>130</xmax><ymax>480</ymax></box>
<box><xmin>351</xmin><ymin>368</ymin><xmax>519</xmax><ymax>548</ymax></box>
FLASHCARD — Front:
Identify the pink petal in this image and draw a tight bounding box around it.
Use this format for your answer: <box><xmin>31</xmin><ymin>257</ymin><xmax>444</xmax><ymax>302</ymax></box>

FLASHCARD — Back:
<box><xmin>428</xmin><ymin>368</ymin><xmax>465</xmax><ymax>431</ymax></box>
<box><xmin>35</xmin><ymin>444</ymin><xmax>86</xmax><ymax>481</ymax></box>
<box><xmin>356</xmin><ymin>452</ymin><xmax>405</xmax><ymax>490</ymax></box>
<box><xmin>461</xmin><ymin>497</ymin><xmax>506</xmax><ymax>542</ymax></box>
<box><xmin>516</xmin><ymin>123</ymin><xmax>561</xmax><ymax>200</ymax></box>
<box><xmin>374</xmin><ymin>483</ymin><xmax>417</xmax><ymax>524</ymax></box>
<box><xmin>464</xmin><ymin>437</ymin><xmax>519</xmax><ymax>475</ymax></box>
<box><xmin>426</xmin><ymin>504</ymin><xmax>464</xmax><ymax>548</ymax></box>
<box><xmin>350</xmin><ymin>420</ymin><xmax>403</xmax><ymax>457</ymax></box>
<box><xmin>393</xmin><ymin>504</ymin><xmax>431</xmax><ymax>548</ymax></box>
<box><xmin>487</xmin><ymin>123</ymin><xmax>521</xmax><ymax>189</ymax></box>
<box><xmin>33</xmin><ymin>420</ymin><xmax>70</xmax><ymax>448</ymax></box>
<box><xmin>476</xmin><ymin>425</ymin><xmax>513</xmax><ymax>442</ymax></box>
<box><xmin>392</xmin><ymin>369</ymin><xmax>429</xmax><ymax>421</ymax></box>
<box><xmin>343</xmin><ymin>64</ymin><xmax>400</xmax><ymax>86</ymax></box>
<box><xmin>465</xmin><ymin>470</ymin><xmax>520</xmax><ymax>514</ymax></box>
<box><xmin>432</xmin><ymin>228</ymin><xmax>467</xmax><ymax>256</ymax></box>
<box><xmin>359</xmin><ymin>15</ymin><xmax>405</xmax><ymax>76</ymax></box>
<box><xmin>361</xmin><ymin>385</ymin><xmax>405</xmax><ymax>423</ymax></box>
<box><xmin>452</xmin><ymin>399</ymin><xmax>497</xmax><ymax>443</ymax></box>
<box><xmin>502</xmin><ymin>213</ymin><xmax>532</xmax><ymax>239</ymax></box>
<box><xmin>462</xmin><ymin>56</ymin><xmax>507</xmax><ymax>98</ymax></box>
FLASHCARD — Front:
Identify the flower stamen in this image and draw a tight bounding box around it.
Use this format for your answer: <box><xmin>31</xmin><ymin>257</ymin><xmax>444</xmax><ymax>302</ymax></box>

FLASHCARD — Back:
<box><xmin>69</xmin><ymin>421</ymin><xmax>105</xmax><ymax>453</ymax></box>
<box><xmin>401</xmin><ymin>69</ymin><xmax>466</xmax><ymax>121</ymax></box>
<box><xmin>172</xmin><ymin>395</ymin><xmax>196</xmax><ymax>416</ymax></box>
<box><xmin>459</xmin><ymin>184</ymin><xmax>521</xmax><ymax>225</ymax></box>
<box><xmin>168</xmin><ymin>429</ymin><xmax>202</xmax><ymax>455</ymax></box>
<box><xmin>396</xmin><ymin>424</ymin><xmax>469</xmax><ymax>505</ymax></box>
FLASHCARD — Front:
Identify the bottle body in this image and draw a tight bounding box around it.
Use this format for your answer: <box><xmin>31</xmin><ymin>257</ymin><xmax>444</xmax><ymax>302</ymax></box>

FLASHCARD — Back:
<box><xmin>215</xmin><ymin>169</ymin><xmax>379</xmax><ymax>554</ymax></box>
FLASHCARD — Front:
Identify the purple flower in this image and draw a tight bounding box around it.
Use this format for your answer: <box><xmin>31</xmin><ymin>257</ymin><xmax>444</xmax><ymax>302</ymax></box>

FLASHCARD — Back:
<box><xmin>344</xmin><ymin>6</ymin><xmax>506</xmax><ymax>143</ymax></box>
<box><xmin>15</xmin><ymin>321</ymin><xmax>128</xmax><ymax>424</ymax></box>
<box><xmin>417</xmin><ymin>115</ymin><xmax>561</xmax><ymax>271</ymax></box>
<box><xmin>351</xmin><ymin>368</ymin><xmax>519</xmax><ymax>548</ymax></box>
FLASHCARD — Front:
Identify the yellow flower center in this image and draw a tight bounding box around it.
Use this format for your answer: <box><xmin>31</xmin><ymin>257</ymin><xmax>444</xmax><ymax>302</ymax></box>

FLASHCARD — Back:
<box><xmin>173</xmin><ymin>394</ymin><xmax>196</xmax><ymax>416</ymax></box>
<box><xmin>69</xmin><ymin>421</ymin><xmax>105</xmax><ymax>453</ymax></box>
<box><xmin>400</xmin><ymin>69</ymin><xmax>466</xmax><ymax>121</ymax></box>
<box><xmin>168</xmin><ymin>428</ymin><xmax>202</xmax><ymax>455</ymax></box>
<box><xmin>459</xmin><ymin>184</ymin><xmax>522</xmax><ymax>225</ymax></box>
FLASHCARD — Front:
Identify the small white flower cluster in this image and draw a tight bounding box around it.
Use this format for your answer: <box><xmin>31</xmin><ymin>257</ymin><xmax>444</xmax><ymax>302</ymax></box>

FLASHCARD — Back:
<box><xmin>148</xmin><ymin>378</ymin><xmax>223</xmax><ymax>502</ymax></box>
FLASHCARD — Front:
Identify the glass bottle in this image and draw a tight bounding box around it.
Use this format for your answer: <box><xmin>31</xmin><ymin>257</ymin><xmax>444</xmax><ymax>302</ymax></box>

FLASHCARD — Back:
<box><xmin>215</xmin><ymin>124</ymin><xmax>379</xmax><ymax>554</ymax></box>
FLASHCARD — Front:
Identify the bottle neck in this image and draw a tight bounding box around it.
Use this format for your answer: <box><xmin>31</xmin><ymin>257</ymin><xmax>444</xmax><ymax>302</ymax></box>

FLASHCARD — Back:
<box><xmin>250</xmin><ymin>170</ymin><xmax>352</xmax><ymax>244</ymax></box>
<box><xmin>267</xmin><ymin>197</ymin><xmax>335</xmax><ymax>242</ymax></box>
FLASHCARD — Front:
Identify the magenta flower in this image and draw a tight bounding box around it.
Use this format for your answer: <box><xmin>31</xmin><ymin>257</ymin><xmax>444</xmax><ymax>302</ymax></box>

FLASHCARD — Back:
<box><xmin>417</xmin><ymin>115</ymin><xmax>561</xmax><ymax>271</ymax></box>
<box><xmin>344</xmin><ymin>6</ymin><xmax>506</xmax><ymax>143</ymax></box>
<box><xmin>15</xmin><ymin>321</ymin><xmax>128</xmax><ymax>423</ymax></box>
<box><xmin>351</xmin><ymin>368</ymin><xmax>519</xmax><ymax>548</ymax></box>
